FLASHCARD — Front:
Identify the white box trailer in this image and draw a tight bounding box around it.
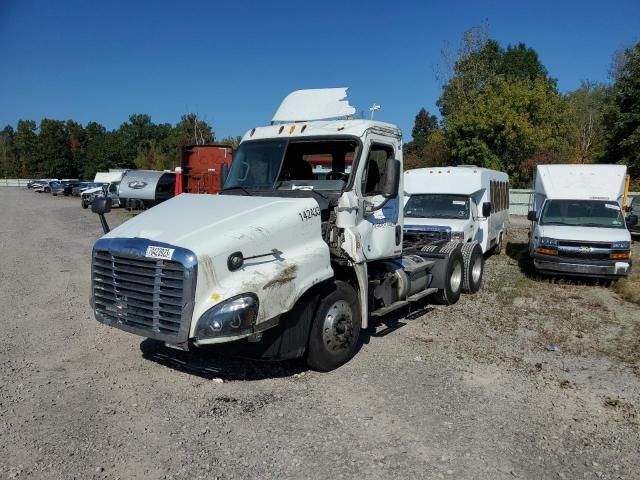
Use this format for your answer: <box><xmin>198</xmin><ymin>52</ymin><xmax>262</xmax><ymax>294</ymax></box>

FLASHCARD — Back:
<box><xmin>403</xmin><ymin>166</ymin><xmax>510</xmax><ymax>255</ymax></box>
<box><xmin>528</xmin><ymin>164</ymin><xmax>636</xmax><ymax>278</ymax></box>
<box><xmin>119</xmin><ymin>170</ymin><xmax>176</xmax><ymax>210</ymax></box>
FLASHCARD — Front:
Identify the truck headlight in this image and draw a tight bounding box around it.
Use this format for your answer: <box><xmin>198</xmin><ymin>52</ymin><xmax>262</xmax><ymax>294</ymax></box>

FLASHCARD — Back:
<box><xmin>195</xmin><ymin>294</ymin><xmax>258</xmax><ymax>339</ymax></box>
<box><xmin>538</xmin><ymin>237</ymin><xmax>558</xmax><ymax>247</ymax></box>
<box><xmin>451</xmin><ymin>231</ymin><xmax>464</xmax><ymax>241</ymax></box>
<box><xmin>536</xmin><ymin>237</ymin><xmax>558</xmax><ymax>256</ymax></box>
<box><xmin>611</xmin><ymin>241</ymin><xmax>630</xmax><ymax>250</ymax></box>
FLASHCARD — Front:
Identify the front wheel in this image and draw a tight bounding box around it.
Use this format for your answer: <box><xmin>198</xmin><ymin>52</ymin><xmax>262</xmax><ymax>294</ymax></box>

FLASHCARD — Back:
<box><xmin>306</xmin><ymin>281</ymin><xmax>361</xmax><ymax>372</ymax></box>
<box><xmin>493</xmin><ymin>232</ymin><xmax>504</xmax><ymax>255</ymax></box>
<box><xmin>461</xmin><ymin>242</ymin><xmax>484</xmax><ymax>293</ymax></box>
<box><xmin>81</xmin><ymin>199</ymin><xmax>89</xmax><ymax>209</ymax></box>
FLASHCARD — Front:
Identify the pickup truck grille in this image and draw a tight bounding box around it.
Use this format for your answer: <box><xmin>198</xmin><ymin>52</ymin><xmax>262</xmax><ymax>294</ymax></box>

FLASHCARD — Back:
<box><xmin>557</xmin><ymin>241</ymin><xmax>616</xmax><ymax>261</ymax></box>
<box><xmin>403</xmin><ymin>225</ymin><xmax>451</xmax><ymax>242</ymax></box>
<box><xmin>93</xmin><ymin>250</ymin><xmax>188</xmax><ymax>337</ymax></box>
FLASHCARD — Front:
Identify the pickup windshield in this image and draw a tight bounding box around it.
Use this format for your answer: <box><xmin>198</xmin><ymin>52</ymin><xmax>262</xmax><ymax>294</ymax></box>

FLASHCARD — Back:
<box><xmin>540</xmin><ymin>199</ymin><xmax>625</xmax><ymax>229</ymax></box>
<box><xmin>404</xmin><ymin>194</ymin><xmax>470</xmax><ymax>219</ymax></box>
<box><xmin>223</xmin><ymin>139</ymin><xmax>357</xmax><ymax>192</ymax></box>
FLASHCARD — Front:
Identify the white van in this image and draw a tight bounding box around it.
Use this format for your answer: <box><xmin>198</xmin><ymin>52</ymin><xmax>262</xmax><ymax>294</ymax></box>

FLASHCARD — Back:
<box><xmin>403</xmin><ymin>166</ymin><xmax>510</xmax><ymax>254</ymax></box>
<box><xmin>528</xmin><ymin>164</ymin><xmax>636</xmax><ymax>278</ymax></box>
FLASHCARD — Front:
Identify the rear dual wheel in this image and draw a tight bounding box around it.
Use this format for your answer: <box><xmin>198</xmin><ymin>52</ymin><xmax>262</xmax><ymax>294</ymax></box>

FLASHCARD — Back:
<box><xmin>434</xmin><ymin>248</ymin><xmax>464</xmax><ymax>305</ymax></box>
<box><xmin>461</xmin><ymin>242</ymin><xmax>484</xmax><ymax>293</ymax></box>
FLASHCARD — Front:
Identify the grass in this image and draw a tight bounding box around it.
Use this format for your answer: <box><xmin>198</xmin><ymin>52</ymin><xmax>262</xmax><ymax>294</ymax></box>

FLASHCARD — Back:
<box><xmin>614</xmin><ymin>239</ymin><xmax>640</xmax><ymax>305</ymax></box>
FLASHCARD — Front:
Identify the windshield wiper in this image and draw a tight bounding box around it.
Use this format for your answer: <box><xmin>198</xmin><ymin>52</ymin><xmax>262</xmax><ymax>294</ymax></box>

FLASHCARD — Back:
<box><xmin>222</xmin><ymin>185</ymin><xmax>252</xmax><ymax>196</ymax></box>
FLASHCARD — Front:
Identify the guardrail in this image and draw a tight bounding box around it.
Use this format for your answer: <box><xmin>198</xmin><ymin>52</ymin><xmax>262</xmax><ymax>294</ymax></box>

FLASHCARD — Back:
<box><xmin>509</xmin><ymin>189</ymin><xmax>638</xmax><ymax>216</ymax></box>
<box><xmin>0</xmin><ymin>179</ymin><xmax>34</xmax><ymax>187</ymax></box>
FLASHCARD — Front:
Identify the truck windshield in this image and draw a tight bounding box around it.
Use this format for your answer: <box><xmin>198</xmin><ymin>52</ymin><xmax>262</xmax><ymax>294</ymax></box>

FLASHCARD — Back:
<box><xmin>404</xmin><ymin>194</ymin><xmax>470</xmax><ymax>219</ymax></box>
<box><xmin>223</xmin><ymin>139</ymin><xmax>357</xmax><ymax>191</ymax></box>
<box><xmin>540</xmin><ymin>199</ymin><xmax>626</xmax><ymax>229</ymax></box>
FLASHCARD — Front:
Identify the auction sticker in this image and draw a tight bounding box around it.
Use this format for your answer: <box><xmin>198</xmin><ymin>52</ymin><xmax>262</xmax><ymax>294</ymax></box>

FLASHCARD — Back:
<box><xmin>145</xmin><ymin>246</ymin><xmax>175</xmax><ymax>260</ymax></box>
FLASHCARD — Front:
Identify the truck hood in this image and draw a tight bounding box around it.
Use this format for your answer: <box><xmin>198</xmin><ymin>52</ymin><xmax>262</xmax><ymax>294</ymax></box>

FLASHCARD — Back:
<box><xmin>82</xmin><ymin>187</ymin><xmax>103</xmax><ymax>196</ymax></box>
<box><xmin>538</xmin><ymin>225</ymin><xmax>631</xmax><ymax>242</ymax></box>
<box><xmin>102</xmin><ymin>193</ymin><xmax>318</xmax><ymax>256</ymax></box>
<box><xmin>403</xmin><ymin>217</ymin><xmax>471</xmax><ymax>232</ymax></box>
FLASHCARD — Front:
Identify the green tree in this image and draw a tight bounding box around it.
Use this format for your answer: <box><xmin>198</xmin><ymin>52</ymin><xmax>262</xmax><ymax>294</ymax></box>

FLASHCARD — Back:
<box><xmin>566</xmin><ymin>81</ymin><xmax>611</xmax><ymax>163</ymax></box>
<box><xmin>603</xmin><ymin>42</ymin><xmax>640</xmax><ymax>177</ymax></box>
<box><xmin>218</xmin><ymin>135</ymin><xmax>242</xmax><ymax>149</ymax></box>
<box><xmin>443</xmin><ymin>77</ymin><xmax>574</xmax><ymax>186</ymax></box>
<box><xmin>39</xmin><ymin>119</ymin><xmax>73</xmax><ymax>177</ymax></box>
<box><xmin>14</xmin><ymin>120</ymin><xmax>38</xmax><ymax>176</ymax></box>
<box><xmin>407</xmin><ymin>108</ymin><xmax>438</xmax><ymax>153</ymax></box>
<box><xmin>0</xmin><ymin>126</ymin><xmax>17</xmax><ymax>177</ymax></box>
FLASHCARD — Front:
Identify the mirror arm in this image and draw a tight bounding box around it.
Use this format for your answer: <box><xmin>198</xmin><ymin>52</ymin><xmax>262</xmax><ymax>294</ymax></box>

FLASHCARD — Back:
<box><xmin>98</xmin><ymin>213</ymin><xmax>110</xmax><ymax>234</ymax></box>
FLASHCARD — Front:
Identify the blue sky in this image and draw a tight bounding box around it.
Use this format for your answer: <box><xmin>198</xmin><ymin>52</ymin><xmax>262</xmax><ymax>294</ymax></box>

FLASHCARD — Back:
<box><xmin>1</xmin><ymin>0</ymin><xmax>638</xmax><ymax>140</ymax></box>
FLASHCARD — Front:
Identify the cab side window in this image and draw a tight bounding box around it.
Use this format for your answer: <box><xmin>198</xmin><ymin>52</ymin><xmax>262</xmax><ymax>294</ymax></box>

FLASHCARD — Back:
<box><xmin>362</xmin><ymin>144</ymin><xmax>394</xmax><ymax>196</ymax></box>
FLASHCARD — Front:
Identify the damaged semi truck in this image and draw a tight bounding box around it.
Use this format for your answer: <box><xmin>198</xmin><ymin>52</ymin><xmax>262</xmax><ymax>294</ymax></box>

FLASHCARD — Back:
<box><xmin>90</xmin><ymin>88</ymin><xmax>467</xmax><ymax>371</ymax></box>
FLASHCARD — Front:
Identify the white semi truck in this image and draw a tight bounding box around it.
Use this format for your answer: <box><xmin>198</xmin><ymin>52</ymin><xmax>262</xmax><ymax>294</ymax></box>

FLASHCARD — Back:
<box><xmin>528</xmin><ymin>164</ymin><xmax>637</xmax><ymax>279</ymax></box>
<box><xmin>90</xmin><ymin>88</ymin><xmax>471</xmax><ymax>371</ymax></box>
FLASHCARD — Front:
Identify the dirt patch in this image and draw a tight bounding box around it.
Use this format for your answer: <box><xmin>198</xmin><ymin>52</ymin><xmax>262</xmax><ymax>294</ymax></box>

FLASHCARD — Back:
<box><xmin>1</xmin><ymin>191</ymin><xmax>639</xmax><ymax>480</ymax></box>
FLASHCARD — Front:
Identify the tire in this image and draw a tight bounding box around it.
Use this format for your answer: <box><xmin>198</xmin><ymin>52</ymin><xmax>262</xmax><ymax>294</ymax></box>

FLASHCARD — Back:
<box><xmin>461</xmin><ymin>242</ymin><xmax>484</xmax><ymax>293</ymax></box>
<box><xmin>306</xmin><ymin>281</ymin><xmax>361</xmax><ymax>372</ymax></box>
<box><xmin>81</xmin><ymin>199</ymin><xmax>89</xmax><ymax>209</ymax></box>
<box><xmin>434</xmin><ymin>249</ymin><xmax>464</xmax><ymax>305</ymax></box>
<box><xmin>493</xmin><ymin>232</ymin><xmax>503</xmax><ymax>255</ymax></box>
<box><xmin>44</xmin><ymin>187</ymin><xmax>50</xmax><ymax>193</ymax></box>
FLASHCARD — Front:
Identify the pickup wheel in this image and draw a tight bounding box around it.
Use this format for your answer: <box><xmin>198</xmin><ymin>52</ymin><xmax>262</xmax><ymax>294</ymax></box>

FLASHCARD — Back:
<box><xmin>81</xmin><ymin>199</ymin><xmax>89</xmax><ymax>209</ymax></box>
<box><xmin>434</xmin><ymin>249</ymin><xmax>464</xmax><ymax>305</ymax></box>
<box><xmin>306</xmin><ymin>281</ymin><xmax>361</xmax><ymax>372</ymax></box>
<box><xmin>461</xmin><ymin>242</ymin><xmax>484</xmax><ymax>293</ymax></box>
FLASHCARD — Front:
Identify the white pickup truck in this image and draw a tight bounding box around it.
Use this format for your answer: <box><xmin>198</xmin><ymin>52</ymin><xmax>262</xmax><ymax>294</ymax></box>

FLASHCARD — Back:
<box><xmin>90</xmin><ymin>88</ymin><xmax>474</xmax><ymax>371</ymax></box>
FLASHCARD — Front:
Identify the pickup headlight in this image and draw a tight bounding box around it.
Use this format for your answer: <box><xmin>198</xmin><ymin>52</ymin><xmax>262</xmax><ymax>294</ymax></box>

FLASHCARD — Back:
<box><xmin>451</xmin><ymin>231</ymin><xmax>465</xmax><ymax>241</ymax></box>
<box><xmin>536</xmin><ymin>237</ymin><xmax>558</xmax><ymax>256</ymax></box>
<box><xmin>611</xmin><ymin>241</ymin><xmax>630</xmax><ymax>250</ymax></box>
<box><xmin>538</xmin><ymin>237</ymin><xmax>558</xmax><ymax>247</ymax></box>
<box><xmin>195</xmin><ymin>294</ymin><xmax>258</xmax><ymax>340</ymax></box>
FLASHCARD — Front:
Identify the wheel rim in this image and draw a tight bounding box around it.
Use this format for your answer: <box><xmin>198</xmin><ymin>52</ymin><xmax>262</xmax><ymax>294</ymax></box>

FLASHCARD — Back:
<box><xmin>450</xmin><ymin>262</ymin><xmax>462</xmax><ymax>292</ymax></box>
<box><xmin>471</xmin><ymin>256</ymin><xmax>483</xmax><ymax>283</ymax></box>
<box><xmin>322</xmin><ymin>300</ymin><xmax>354</xmax><ymax>353</ymax></box>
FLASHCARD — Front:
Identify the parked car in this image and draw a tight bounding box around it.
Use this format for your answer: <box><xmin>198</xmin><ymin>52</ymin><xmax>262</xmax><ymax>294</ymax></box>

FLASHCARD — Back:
<box><xmin>49</xmin><ymin>181</ymin><xmax>66</xmax><ymax>196</ymax></box>
<box><xmin>34</xmin><ymin>180</ymin><xmax>60</xmax><ymax>193</ymax></box>
<box><xmin>27</xmin><ymin>179</ymin><xmax>48</xmax><ymax>189</ymax></box>
<box><xmin>72</xmin><ymin>182</ymin><xmax>98</xmax><ymax>196</ymax></box>
<box><xmin>81</xmin><ymin>182</ymin><xmax>120</xmax><ymax>209</ymax></box>
<box><xmin>62</xmin><ymin>181</ymin><xmax>84</xmax><ymax>196</ymax></box>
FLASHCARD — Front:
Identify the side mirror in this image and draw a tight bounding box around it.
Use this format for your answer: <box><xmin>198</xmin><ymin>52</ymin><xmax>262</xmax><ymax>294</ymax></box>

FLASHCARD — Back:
<box><xmin>527</xmin><ymin>210</ymin><xmax>537</xmax><ymax>222</ymax></box>
<box><xmin>92</xmin><ymin>196</ymin><xmax>112</xmax><ymax>234</ymax></box>
<box><xmin>482</xmin><ymin>202</ymin><xmax>492</xmax><ymax>217</ymax></box>
<box><xmin>628</xmin><ymin>214</ymin><xmax>639</xmax><ymax>227</ymax></box>
<box><xmin>381</xmin><ymin>159</ymin><xmax>400</xmax><ymax>198</ymax></box>
<box><xmin>92</xmin><ymin>195</ymin><xmax>112</xmax><ymax>214</ymax></box>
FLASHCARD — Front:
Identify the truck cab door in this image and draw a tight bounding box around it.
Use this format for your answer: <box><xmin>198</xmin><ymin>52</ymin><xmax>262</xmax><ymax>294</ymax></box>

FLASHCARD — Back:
<box><xmin>356</xmin><ymin>137</ymin><xmax>403</xmax><ymax>260</ymax></box>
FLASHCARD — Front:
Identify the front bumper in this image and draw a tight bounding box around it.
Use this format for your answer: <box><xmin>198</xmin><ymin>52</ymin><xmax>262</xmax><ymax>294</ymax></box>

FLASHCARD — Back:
<box><xmin>533</xmin><ymin>254</ymin><xmax>631</xmax><ymax>278</ymax></box>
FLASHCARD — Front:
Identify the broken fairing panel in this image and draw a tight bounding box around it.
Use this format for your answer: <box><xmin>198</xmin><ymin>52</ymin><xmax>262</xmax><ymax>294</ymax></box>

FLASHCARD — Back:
<box><xmin>271</xmin><ymin>88</ymin><xmax>356</xmax><ymax>123</ymax></box>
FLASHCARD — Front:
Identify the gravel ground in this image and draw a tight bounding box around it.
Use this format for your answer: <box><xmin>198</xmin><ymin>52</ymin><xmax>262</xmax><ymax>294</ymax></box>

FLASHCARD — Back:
<box><xmin>1</xmin><ymin>188</ymin><xmax>639</xmax><ymax>480</ymax></box>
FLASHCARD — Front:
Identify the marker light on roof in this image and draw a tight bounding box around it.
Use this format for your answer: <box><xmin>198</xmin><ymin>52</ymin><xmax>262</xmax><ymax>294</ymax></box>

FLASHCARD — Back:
<box><xmin>301</xmin><ymin>125</ymin><xmax>307</xmax><ymax>133</ymax></box>
<box><xmin>250</xmin><ymin>128</ymin><xmax>256</xmax><ymax>137</ymax></box>
<box><xmin>289</xmin><ymin>125</ymin><xmax>296</xmax><ymax>134</ymax></box>
<box><xmin>278</xmin><ymin>126</ymin><xmax>284</xmax><ymax>134</ymax></box>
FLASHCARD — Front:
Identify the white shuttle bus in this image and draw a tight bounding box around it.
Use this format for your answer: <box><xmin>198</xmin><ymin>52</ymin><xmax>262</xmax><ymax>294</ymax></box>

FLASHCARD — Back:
<box><xmin>403</xmin><ymin>166</ymin><xmax>510</xmax><ymax>293</ymax></box>
<box><xmin>528</xmin><ymin>164</ymin><xmax>635</xmax><ymax>279</ymax></box>
<box><xmin>404</xmin><ymin>166</ymin><xmax>510</xmax><ymax>253</ymax></box>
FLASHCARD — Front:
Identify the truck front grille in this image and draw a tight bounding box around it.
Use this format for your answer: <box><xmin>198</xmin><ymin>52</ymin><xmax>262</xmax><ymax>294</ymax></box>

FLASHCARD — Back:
<box><xmin>93</xmin><ymin>250</ymin><xmax>187</xmax><ymax>337</ymax></box>
<box><xmin>557</xmin><ymin>241</ymin><xmax>616</xmax><ymax>261</ymax></box>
